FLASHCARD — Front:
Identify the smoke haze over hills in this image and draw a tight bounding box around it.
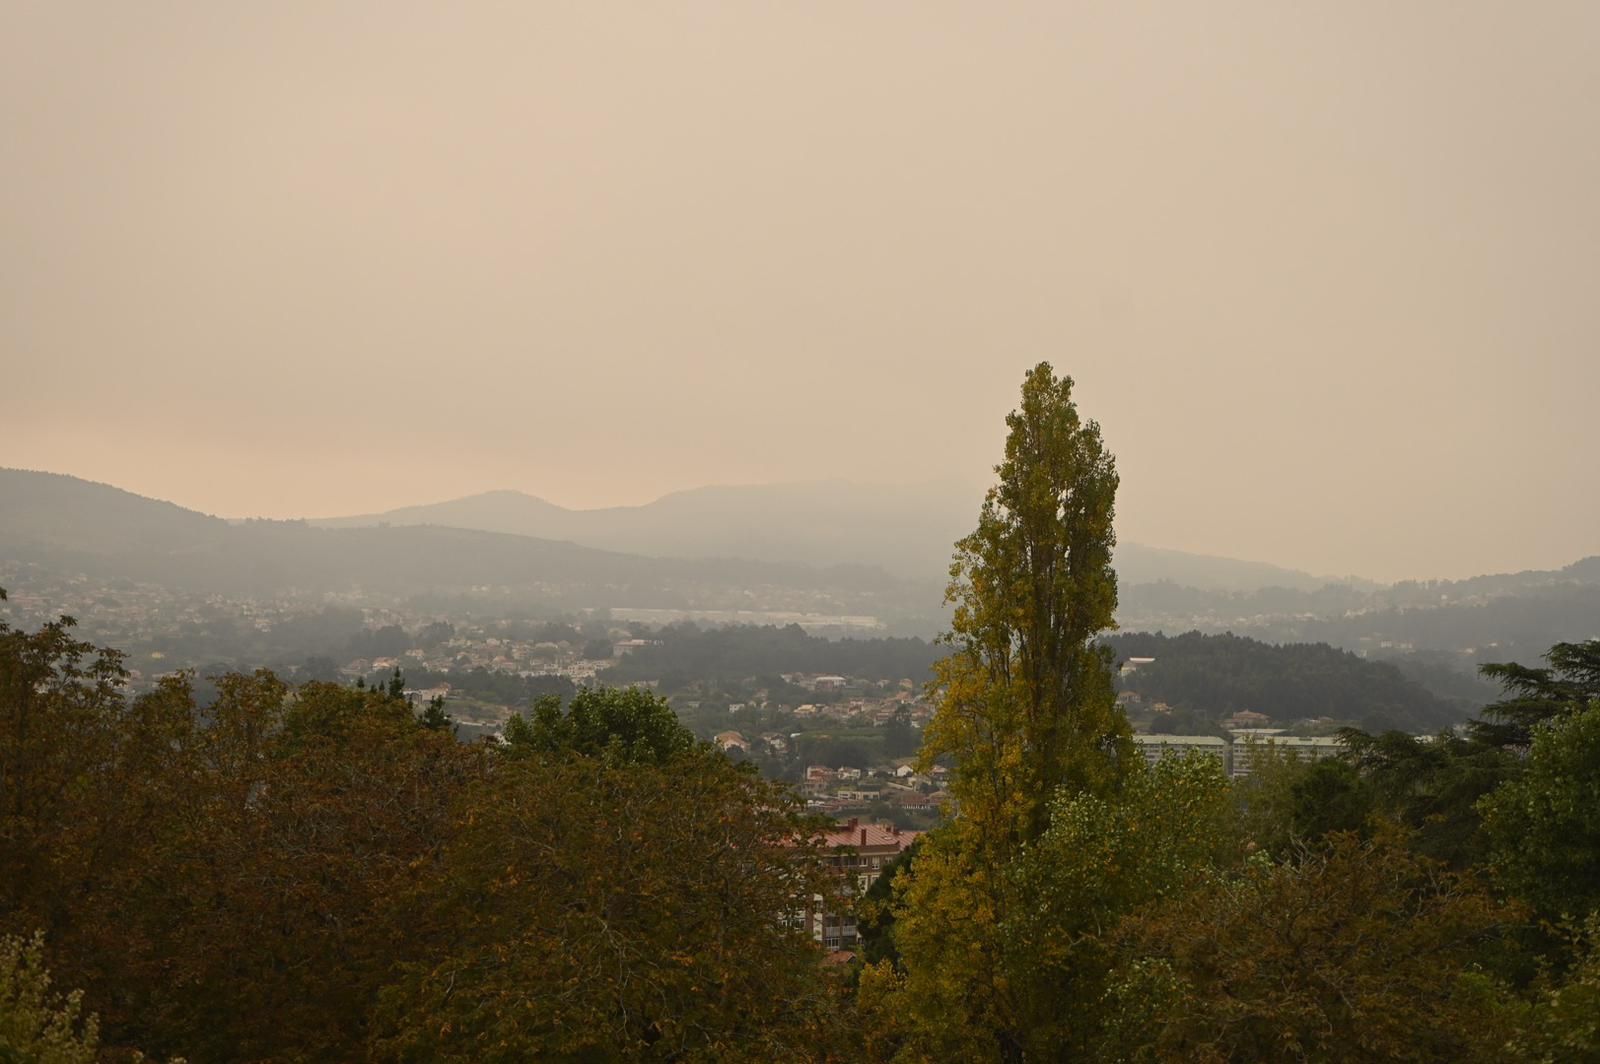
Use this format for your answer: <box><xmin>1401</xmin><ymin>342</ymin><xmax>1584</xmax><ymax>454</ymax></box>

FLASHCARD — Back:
<box><xmin>6</xmin><ymin>7</ymin><xmax>1600</xmax><ymax>1060</ymax></box>
<box><xmin>4</xmin><ymin>2</ymin><xmax>1598</xmax><ymax>581</ymax></box>
<box><xmin>310</xmin><ymin>481</ymin><xmax>1333</xmax><ymax>591</ymax></box>
<box><xmin>5</xmin><ymin>468</ymin><xmax>1595</xmax><ymax>656</ymax></box>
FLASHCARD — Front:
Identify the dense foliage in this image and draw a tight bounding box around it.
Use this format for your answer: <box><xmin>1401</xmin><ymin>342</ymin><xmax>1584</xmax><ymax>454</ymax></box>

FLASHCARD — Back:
<box><xmin>857</xmin><ymin>642</ymin><xmax>1600</xmax><ymax>1061</ymax></box>
<box><xmin>604</xmin><ymin>623</ymin><xmax>943</xmax><ymax>688</ymax></box>
<box><xmin>0</xmin><ymin>590</ymin><xmax>843</xmax><ymax>1061</ymax></box>
<box><xmin>1100</xmin><ymin>830</ymin><xmax>1524</xmax><ymax>1062</ymax></box>
<box><xmin>371</xmin><ymin>750</ymin><xmax>843</xmax><ymax>1061</ymax></box>
<box><xmin>1480</xmin><ymin>700</ymin><xmax>1600</xmax><ymax>922</ymax></box>
<box><xmin>1105</xmin><ymin>630</ymin><xmax>1462</xmax><ymax>732</ymax></box>
<box><xmin>0</xmin><ymin>933</ymin><xmax>100</xmax><ymax>1064</ymax></box>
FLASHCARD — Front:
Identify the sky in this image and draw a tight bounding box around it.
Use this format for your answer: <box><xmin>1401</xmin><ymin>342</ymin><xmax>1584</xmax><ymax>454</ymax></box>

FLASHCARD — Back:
<box><xmin>3</xmin><ymin>2</ymin><xmax>1597</xmax><ymax>583</ymax></box>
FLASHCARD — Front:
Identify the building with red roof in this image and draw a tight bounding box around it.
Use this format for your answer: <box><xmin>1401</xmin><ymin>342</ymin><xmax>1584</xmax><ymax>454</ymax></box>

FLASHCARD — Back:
<box><xmin>807</xmin><ymin>817</ymin><xmax>920</xmax><ymax>950</ymax></box>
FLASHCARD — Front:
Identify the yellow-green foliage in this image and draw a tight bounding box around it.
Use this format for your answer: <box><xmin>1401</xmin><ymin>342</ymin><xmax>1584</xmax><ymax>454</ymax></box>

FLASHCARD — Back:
<box><xmin>0</xmin><ymin>932</ymin><xmax>98</xmax><ymax>1064</ymax></box>
<box><xmin>883</xmin><ymin>363</ymin><xmax>1134</xmax><ymax>1058</ymax></box>
<box><xmin>922</xmin><ymin>362</ymin><xmax>1130</xmax><ymax>851</ymax></box>
<box><xmin>870</xmin><ymin>755</ymin><xmax>1239</xmax><ymax>1060</ymax></box>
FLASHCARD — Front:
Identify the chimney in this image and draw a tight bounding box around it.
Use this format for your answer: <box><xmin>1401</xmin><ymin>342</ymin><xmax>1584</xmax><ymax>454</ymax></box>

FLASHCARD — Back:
<box><xmin>861</xmin><ymin>828</ymin><xmax>868</xmax><ymax>847</ymax></box>
<box><xmin>846</xmin><ymin>817</ymin><xmax>858</xmax><ymax>831</ymax></box>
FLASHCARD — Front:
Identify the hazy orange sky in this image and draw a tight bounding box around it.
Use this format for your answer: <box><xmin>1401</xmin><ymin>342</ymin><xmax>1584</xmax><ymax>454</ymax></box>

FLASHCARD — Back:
<box><xmin>4</xmin><ymin>2</ymin><xmax>1597</xmax><ymax>582</ymax></box>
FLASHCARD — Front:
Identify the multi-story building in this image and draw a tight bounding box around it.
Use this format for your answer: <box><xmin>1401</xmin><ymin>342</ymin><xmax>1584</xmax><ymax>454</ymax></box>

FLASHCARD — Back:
<box><xmin>1228</xmin><ymin>734</ymin><xmax>1345</xmax><ymax>779</ymax></box>
<box><xmin>1129</xmin><ymin>732</ymin><xmax>1349</xmax><ymax>779</ymax></box>
<box><xmin>805</xmin><ymin>818</ymin><xmax>920</xmax><ymax>950</ymax></box>
<box><xmin>1131</xmin><ymin>733</ymin><xmax>1230</xmax><ymax>770</ymax></box>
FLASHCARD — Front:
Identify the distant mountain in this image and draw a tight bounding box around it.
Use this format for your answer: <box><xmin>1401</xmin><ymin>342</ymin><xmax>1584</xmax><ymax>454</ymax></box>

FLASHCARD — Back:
<box><xmin>313</xmin><ymin>482</ymin><xmax>973</xmax><ymax>581</ymax></box>
<box><xmin>0</xmin><ymin>468</ymin><xmax>230</xmax><ymax>554</ymax></box>
<box><xmin>0</xmin><ymin>470</ymin><xmax>907</xmax><ymax>612</ymax></box>
<box><xmin>5</xmin><ymin>469</ymin><xmax>1592</xmax><ymax>654</ymax></box>
<box><xmin>1119</xmin><ymin>554</ymin><xmax>1600</xmax><ymax>666</ymax></box>
<box><xmin>1387</xmin><ymin>555</ymin><xmax>1600</xmax><ymax>601</ymax></box>
<box><xmin>314</xmin><ymin>483</ymin><xmax>1331</xmax><ymax>592</ymax></box>
<box><xmin>1114</xmin><ymin>543</ymin><xmax>1329</xmax><ymax>594</ymax></box>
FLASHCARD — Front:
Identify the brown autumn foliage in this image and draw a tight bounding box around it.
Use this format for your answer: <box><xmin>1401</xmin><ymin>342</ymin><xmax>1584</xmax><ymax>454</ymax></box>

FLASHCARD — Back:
<box><xmin>104</xmin><ymin>676</ymin><xmax>485</xmax><ymax>1062</ymax></box>
<box><xmin>2</xmin><ymin>599</ymin><xmax>848</xmax><ymax>1061</ymax></box>
<box><xmin>1097</xmin><ymin>828</ymin><xmax>1527</xmax><ymax>1062</ymax></box>
<box><xmin>370</xmin><ymin>750</ymin><xmax>849</xmax><ymax>1061</ymax></box>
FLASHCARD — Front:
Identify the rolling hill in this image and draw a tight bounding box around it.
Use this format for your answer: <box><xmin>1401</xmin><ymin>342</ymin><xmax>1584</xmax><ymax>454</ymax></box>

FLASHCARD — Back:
<box><xmin>0</xmin><ymin>470</ymin><xmax>909</xmax><ymax>613</ymax></box>
<box><xmin>313</xmin><ymin>482</ymin><xmax>1333</xmax><ymax>591</ymax></box>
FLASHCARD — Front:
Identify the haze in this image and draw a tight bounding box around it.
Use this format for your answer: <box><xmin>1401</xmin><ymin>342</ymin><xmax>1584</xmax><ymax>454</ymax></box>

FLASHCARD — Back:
<box><xmin>4</xmin><ymin>2</ymin><xmax>1597</xmax><ymax>582</ymax></box>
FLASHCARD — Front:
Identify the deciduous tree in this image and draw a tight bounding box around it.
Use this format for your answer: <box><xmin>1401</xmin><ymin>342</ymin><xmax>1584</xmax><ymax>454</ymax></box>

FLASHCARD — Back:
<box><xmin>920</xmin><ymin>362</ymin><xmax>1129</xmax><ymax>847</ymax></box>
<box><xmin>372</xmin><ymin>750</ymin><xmax>845</xmax><ymax>1061</ymax></box>
<box><xmin>872</xmin><ymin>364</ymin><xmax>1132</xmax><ymax>1060</ymax></box>
<box><xmin>1099</xmin><ymin>829</ymin><xmax>1524</xmax><ymax>1062</ymax></box>
<box><xmin>503</xmin><ymin>685</ymin><xmax>698</xmax><ymax>765</ymax></box>
<box><xmin>1479</xmin><ymin>699</ymin><xmax>1600</xmax><ymax>923</ymax></box>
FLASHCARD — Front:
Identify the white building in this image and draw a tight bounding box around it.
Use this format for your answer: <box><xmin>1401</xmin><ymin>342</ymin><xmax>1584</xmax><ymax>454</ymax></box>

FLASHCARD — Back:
<box><xmin>1229</xmin><ymin>735</ymin><xmax>1345</xmax><ymax>780</ymax></box>
<box><xmin>1131</xmin><ymin>734</ymin><xmax>1230</xmax><ymax>770</ymax></box>
<box><xmin>1119</xmin><ymin>655</ymin><xmax>1156</xmax><ymax>677</ymax></box>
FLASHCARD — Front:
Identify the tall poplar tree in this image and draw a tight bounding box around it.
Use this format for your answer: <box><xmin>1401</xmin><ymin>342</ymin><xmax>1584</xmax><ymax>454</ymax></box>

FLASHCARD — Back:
<box><xmin>923</xmin><ymin>360</ymin><xmax>1130</xmax><ymax>846</ymax></box>
<box><xmin>863</xmin><ymin>363</ymin><xmax>1134</xmax><ymax>1061</ymax></box>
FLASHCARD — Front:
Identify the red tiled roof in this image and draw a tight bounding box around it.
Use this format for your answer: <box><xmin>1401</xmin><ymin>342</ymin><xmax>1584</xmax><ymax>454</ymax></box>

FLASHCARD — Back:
<box><xmin>817</xmin><ymin>819</ymin><xmax>921</xmax><ymax>850</ymax></box>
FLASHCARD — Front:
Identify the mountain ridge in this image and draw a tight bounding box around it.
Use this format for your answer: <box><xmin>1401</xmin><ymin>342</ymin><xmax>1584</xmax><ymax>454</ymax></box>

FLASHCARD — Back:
<box><xmin>5</xmin><ymin>470</ymin><xmax>1595</xmax><ymax>648</ymax></box>
<box><xmin>309</xmin><ymin>484</ymin><xmax>1337</xmax><ymax>591</ymax></box>
<box><xmin>0</xmin><ymin>469</ymin><xmax>906</xmax><ymax>608</ymax></box>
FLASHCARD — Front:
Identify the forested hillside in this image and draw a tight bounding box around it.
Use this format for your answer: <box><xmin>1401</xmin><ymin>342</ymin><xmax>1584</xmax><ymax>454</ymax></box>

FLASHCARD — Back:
<box><xmin>1120</xmin><ymin>557</ymin><xmax>1600</xmax><ymax>662</ymax></box>
<box><xmin>604</xmin><ymin>624</ymin><xmax>944</xmax><ymax>687</ymax></box>
<box><xmin>1104</xmin><ymin>631</ymin><xmax>1468</xmax><ymax>732</ymax></box>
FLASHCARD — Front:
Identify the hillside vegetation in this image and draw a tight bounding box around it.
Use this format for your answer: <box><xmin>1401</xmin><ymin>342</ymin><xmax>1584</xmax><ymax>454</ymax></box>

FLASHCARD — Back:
<box><xmin>1105</xmin><ymin>630</ymin><xmax>1465</xmax><ymax>732</ymax></box>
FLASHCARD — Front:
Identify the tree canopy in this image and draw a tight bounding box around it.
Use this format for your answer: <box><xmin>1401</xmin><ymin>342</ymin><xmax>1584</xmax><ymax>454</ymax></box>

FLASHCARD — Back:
<box><xmin>1472</xmin><ymin>638</ymin><xmax>1600</xmax><ymax>748</ymax></box>
<box><xmin>502</xmin><ymin>685</ymin><xmax>699</xmax><ymax>764</ymax></box>
<box><xmin>923</xmin><ymin>362</ymin><xmax>1129</xmax><ymax>842</ymax></box>
<box><xmin>0</xmin><ymin>591</ymin><xmax>847</xmax><ymax>1061</ymax></box>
